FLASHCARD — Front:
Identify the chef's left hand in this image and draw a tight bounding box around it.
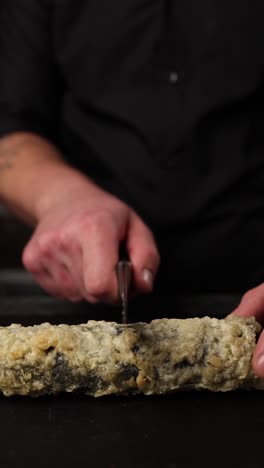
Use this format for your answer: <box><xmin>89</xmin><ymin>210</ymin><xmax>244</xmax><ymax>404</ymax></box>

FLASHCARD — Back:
<box><xmin>232</xmin><ymin>284</ymin><xmax>264</xmax><ymax>377</ymax></box>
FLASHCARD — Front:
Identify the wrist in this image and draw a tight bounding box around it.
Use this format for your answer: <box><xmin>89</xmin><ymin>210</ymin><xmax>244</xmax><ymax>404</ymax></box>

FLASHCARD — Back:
<box><xmin>34</xmin><ymin>165</ymin><xmax>99</xmax><ymax>221</ymax></box>
<box><xmin>0</xmin><ymin>132</ymin><xmax>102</xmax><ymax>225</ymax></box>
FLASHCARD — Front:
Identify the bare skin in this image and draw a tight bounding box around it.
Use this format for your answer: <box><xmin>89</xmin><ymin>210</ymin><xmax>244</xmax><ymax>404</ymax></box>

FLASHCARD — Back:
<box><xmin>0</xmin><ymin>132</ymin><xmax>160</xmax><ymax>303</ymax></box>
<box><xmin>2</xmin><ymin>132</ymin><xmax>264</xmax><ymax>379</ymax></box>
<box><xmin>232</xmin><ymin>285</ymin><xmax>264</xmax><ymax>378</ymax></box>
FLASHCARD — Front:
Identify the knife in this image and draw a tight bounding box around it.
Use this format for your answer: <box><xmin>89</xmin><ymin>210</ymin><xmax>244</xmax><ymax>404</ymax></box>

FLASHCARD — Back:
<box><xmin>117</xmin><ymin>260</ymin><xmax>132</xmax><ymax>324</ymax></box>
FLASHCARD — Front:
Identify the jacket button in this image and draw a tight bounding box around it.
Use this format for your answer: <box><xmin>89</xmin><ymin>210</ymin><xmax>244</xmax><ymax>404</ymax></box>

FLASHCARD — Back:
<box><xmin>169</xmin><ymin>72</ymin><xmax>179</xmax><ymax>85</ymax></box>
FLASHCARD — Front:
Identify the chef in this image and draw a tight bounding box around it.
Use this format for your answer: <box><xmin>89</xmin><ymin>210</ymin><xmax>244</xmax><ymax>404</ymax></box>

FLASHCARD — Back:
<box><xmin>0</xmin><ymin>1</ymin><xmax>264</xmax><ymax>375</ymax></box>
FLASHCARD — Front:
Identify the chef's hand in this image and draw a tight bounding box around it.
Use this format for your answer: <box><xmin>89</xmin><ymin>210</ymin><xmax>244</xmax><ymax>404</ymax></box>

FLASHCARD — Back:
<box><xmin>232</xmin><ymin>284</ymin><xmax>264</xmax><ymax>377</ymax></box>
<box><xmin>22</xmin><ymin>182</ymin><xmax>160</xmax><ymax>304</ymax></box>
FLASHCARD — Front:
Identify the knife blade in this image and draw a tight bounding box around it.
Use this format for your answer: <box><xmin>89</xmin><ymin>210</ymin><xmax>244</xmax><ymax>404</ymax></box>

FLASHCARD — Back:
<box><xmin>117</xmin><ymin>260</ymin><xmax>132</xmax><ymax>324</ymax></box>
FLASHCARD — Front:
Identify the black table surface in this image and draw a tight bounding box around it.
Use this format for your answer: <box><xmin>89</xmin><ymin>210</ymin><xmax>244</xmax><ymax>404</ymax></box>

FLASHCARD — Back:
<box><xmin>0</xmin><ymin>271</ymin><xmax>262</xmax><ymax>468</ymax></box>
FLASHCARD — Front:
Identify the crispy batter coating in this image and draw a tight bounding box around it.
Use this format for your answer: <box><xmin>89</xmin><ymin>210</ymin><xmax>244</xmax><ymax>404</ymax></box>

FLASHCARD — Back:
<box><xmin>0</xmin><ymin>316</ymin><xmax>261</xmax><ymax>397</ymax></box>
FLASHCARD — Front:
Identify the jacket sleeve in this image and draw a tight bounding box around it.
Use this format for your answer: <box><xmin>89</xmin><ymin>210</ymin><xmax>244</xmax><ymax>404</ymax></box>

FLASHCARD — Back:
<box><xmin>0</xmin><ymin>0</ymin><xmax>62</xmax><ymax>142</ymax></box>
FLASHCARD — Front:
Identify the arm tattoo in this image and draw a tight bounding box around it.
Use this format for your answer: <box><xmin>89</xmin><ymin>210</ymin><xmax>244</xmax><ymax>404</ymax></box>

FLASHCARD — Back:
<box><xmin>0</xmin><ymin>144</ymin><xmax>19</xmax><ymax>172</ymax></box>
<box><xmin>0</xmin><ymin>136</ymin><xmax>32</xmax><ymax>173</ymax></box>
<box><xmin>0</xmin><ymin>149</ymin><xmax>18</xmax><ymax>171</ymax></box>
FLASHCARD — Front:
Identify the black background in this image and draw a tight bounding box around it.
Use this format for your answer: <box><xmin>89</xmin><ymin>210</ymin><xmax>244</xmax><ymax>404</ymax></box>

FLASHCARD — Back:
<box><xmin>0</xmin><ymin>391</ymin><xmax>262</xmax><ymax>468</ymax></box>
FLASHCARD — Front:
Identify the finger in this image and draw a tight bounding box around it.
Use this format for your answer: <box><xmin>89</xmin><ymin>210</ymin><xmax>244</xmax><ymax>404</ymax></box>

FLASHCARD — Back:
<box><xmin>126</xmin><ymin>214</ymin><xmax>160</xmax><ymax>294</ymax></box>
<box><xmin>30</xmin><ymin>260</ymin><xmax>83</xmax><ymax>301</ymax></box>
<box><xmin>23</xmin><ymin>239</ymin><xmax>83</xmax><ymax>301</ymax></box>
<box><xmin>33</xmin><ymin>269</ymin><xmax>66</xmax><ymax>299</ymax></box>
<box><xmin>39</xmin><ymin>221</ymin><xmax>114</xmax><ymax>302</ymax></box>
<box><xmin>81</xmin><ymin>221</ymin><xmax>120</xmax><ymax>303</ymax></box>
<box><xmin>47</xmin><ymin>261</ymin><xmax>84</xmax><ymax>301</ymax></box>
<box><xmin>252</xmin><ymin>331</ymin><xmax>264</xmax><ymax>377</ymax></box>
<box><xmin>54</xmin><ymin>246</ymin><xmax>87</xmax><ymax>300</ymax></box>
<box><xmin>231</xmin><ymin>283</ymin><xmax>264</xmax><ymax>323</ymax></box>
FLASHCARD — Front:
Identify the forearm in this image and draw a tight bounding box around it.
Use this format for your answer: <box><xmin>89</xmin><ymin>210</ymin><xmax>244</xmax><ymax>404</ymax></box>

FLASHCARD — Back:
<box><xmin>0</xmin><ymin>132</ymin><xmax>96</xmax><ymax>225</ymax></box>
<box><xmin>0</xmin><ymin>133</ymin><xmax>159</xmax><ymax>304</ymax></box>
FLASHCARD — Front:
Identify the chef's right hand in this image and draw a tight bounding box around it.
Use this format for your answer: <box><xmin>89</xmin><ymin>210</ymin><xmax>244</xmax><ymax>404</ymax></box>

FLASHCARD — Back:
<box><xmin>22</xmin><ymin>180</ymin><xmax>160</xmax><ymax>304</ymax></box>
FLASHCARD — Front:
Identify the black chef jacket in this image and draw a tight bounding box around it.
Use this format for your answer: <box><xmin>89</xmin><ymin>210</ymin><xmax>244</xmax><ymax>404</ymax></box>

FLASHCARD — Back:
<box><xmin>1</xmin><ymin>0</ymin><xmax>264</xmax><ymax>295</ymax></box>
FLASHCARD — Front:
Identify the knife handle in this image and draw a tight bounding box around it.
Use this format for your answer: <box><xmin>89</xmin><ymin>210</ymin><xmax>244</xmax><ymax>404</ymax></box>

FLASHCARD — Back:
<box><xmin>119</xmin><ymin>241</ymin><xmax>130</xmax><ymax>261</ymax></box>
<box><xmin>117</xmin><ymin>260</ymin><xmax>132</xmax><ymax>303</ymax></box>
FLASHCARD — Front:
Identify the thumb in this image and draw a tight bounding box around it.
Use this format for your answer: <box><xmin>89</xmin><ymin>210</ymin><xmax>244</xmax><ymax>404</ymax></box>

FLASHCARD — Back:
<box><xmin>232</xmin><ymin>284</ymin><xmax>264</xmax><ymax>324</ymax></box>
<box><xmin>126</xmin><ymin>214</ymin><xmax>160</xmax><ymax>294</ymax></box>
<box><xmin>232</xmin><ymin>284</ymin><xmax>264</xmax><ymax>378</ymax></box>
<box><xmin>252</xmin><ymin>330</ymin><xmax>264</xmax><ymax>378</ymax></box>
